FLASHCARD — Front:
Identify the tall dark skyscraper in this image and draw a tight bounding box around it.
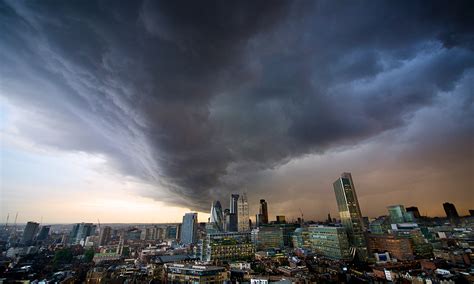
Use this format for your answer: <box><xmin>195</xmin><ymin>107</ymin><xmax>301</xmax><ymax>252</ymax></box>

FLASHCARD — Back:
<box><xmin>228</xmin><ymin>194</ymin><xmax>240</xmax><ymax>232</ymax></box>
<box><xmin>443</xmin><ymin>202</ymin><xmax>459</xmax><ymax>219</ymax></box>
<box><xmin>230</xmin><ymin>194</ymin><xmax>239</xmax><ymax>214</ymax></box>
<box><xmin>259</xmin><ymin>199</ymin><xmax>269</xmax><ymax>225</ymax></box>
<box><xmin>333</xmin><ymin>172</ymin><xmax>367</xmax><ymax>259</ymax></box>
<box><xmin>181</xmin><ymin>213</ymin><xmax>198</xmax><ymax>245</ymax></box>
<box><xmin>20</xmin><ymin>221</ymin><xmax>39</xmax><ymax>244</ymax></box>
<box><xmin>99</xmin><ymin>226</ymin><xmax>112</xmax><ymax>246</ymax></box>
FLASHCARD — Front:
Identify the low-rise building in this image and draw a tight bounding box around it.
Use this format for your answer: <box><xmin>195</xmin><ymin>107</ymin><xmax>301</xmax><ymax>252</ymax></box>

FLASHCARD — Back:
<box><xmin>165</xmin><ymin>263</ymin><xmax>228</xmax><ymax>283</ymax></box>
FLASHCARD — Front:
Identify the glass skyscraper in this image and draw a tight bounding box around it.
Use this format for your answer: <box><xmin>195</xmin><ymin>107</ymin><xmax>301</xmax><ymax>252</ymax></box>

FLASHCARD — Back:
<box><xmin>181</xmin><ymin>213</ymin><xmax>198</xmax><ymax>245</ymax></box>
<box><xmin>210</xmin><ymin>200</ymin><xmax>224</xmax><ymax>232</ymax></box>
<box><xmin>333</xmin><ymin>172</ymin><xmax>367</xmax><ymax>259</ymax></box>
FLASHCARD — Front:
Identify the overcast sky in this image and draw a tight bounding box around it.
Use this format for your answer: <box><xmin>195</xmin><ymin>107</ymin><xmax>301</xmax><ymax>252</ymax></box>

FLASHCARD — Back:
<box><xmin>1</xmin><ymin>0</ymin><xmax>473</xmax><ymax>223</ymax></box>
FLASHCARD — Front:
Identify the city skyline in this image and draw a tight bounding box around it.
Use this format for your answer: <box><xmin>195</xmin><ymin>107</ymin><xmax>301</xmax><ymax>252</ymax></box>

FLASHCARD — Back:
<box><xmin>1</xmin><ymin>0</ymin><xmax>473</xmax><ymax>223</ymax></box>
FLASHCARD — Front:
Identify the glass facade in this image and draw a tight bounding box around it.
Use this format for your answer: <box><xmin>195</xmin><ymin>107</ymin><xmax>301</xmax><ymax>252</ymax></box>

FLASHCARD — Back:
<box><xmin>333</xmin><ymin>172</ymin><xmax>367</xmax><ymax>259</ymax></box>
<box><xmin>308</xmin><ymin>226</ymin><xmax>351</xmax><ymax>260</ymax></box>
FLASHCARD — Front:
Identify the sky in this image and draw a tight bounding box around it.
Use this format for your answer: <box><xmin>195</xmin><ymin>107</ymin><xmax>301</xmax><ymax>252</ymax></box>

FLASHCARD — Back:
<box><xmin>1</xmin><ymin>0</ymin><xmax>473</xmax><ymax>224</ymax></box>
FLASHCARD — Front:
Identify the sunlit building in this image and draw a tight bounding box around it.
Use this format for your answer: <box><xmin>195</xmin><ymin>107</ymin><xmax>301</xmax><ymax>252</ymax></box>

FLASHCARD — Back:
<box><xmin>333</xmin><ymin>172</ymin><xmax>367</xmax><ymax>259</ymax></box>
<box><xmin>165</xmin><ymin>264</ymin><xmax>228</xmax><ymax>283</ymax></box>
<box><xmin>237</xmin><ymin>193</ymin><xmax>250</xmax><ymax>232</ymax></box>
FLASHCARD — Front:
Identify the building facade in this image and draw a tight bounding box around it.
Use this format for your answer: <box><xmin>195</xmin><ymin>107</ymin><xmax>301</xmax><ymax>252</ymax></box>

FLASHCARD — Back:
<box><xmin>181</xmin><ymin>213</ymin><xmax>198</xmax><ymax>245</ymax></box>
<box><xmin>333</xmin><ymin>172</ymin><xmax>367</xmax><ymax>259</ymax></box>
<box><xmin>237</xmin><ymin>193</ymin><xmax>250</xmax><ymax>232</ymax></box>
<box><xmin>308</xmin><ymin>226</ymin><xmax>352</xmax><ymax>260</ymax></box>
<box><xmin>200</xmin><ymin>232</ymin><xmax>255</xmax><ymax>262</ymax></box>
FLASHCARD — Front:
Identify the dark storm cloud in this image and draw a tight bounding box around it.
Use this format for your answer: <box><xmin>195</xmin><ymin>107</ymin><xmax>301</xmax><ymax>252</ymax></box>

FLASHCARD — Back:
<box><xmin>1</xmin><ymin>0</ymin><xmax>473</xmax><ymax>211</ymax></box>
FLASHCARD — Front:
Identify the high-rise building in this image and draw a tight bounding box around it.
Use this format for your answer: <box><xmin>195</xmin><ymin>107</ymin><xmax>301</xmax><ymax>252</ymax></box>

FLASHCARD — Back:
<box><xmin>230</xmin><ymin>194</ymin><xmax>239</xmax><ymax>215</ymax></box>
<box><xmin>99</xmin><ymin>226</ymin><xmax>111</xmax><ymax>246</ymax></box>
<box><xmin>210</xmin><ymin>201</ymin><xmax>224</xmax><ymax>232</ymax></box>
<box><xmin>443</xmin><ymin>202</ymin><xmax>459</xmax><ymax>220</ymax></box>
<box><xmin>259</xmin><ymin>199</ymin><xmax>269</xmax><ymax>225</ymax></box>
<box><xmin>470</xmin><ymin>210</ymin><xmax>474</xmax><ymax>217</ymax></box>
<box><xmin>21</xmin><ymin>222</ymin><xmax>39</xmax><ymax>244</ymax></box>
<box><xmin>367</xmin><ymin>234</ymin><xmax>414</xmax><ymax>261</ymax></box>
<box><xmin>237</xmin><ymin>193</ymin><xmax>250</xmax><ymax>232</ymax></box>
<box><xmin>406</xmin><ymin>206</ymin><xmax>421</xmax><ymax>219</ymax></box>
<box><xmin>36</xmin><ymin>226</ymin><xmax>50</xmax><ymax>241</ymax></box>
<box><xmin>181</xmin><ymin>213</ymin><xmax>198</xmax><ymax>245</ymax></box>
<box><xmin>333</xmin><ymin>172</ymin><xmax>367</xmax><ymax>259</ymax></box>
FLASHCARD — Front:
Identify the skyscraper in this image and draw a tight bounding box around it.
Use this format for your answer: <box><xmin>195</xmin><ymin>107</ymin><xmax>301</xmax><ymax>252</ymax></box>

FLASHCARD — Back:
<box><xmin>181</xmin><ymin>213</ymin><xmax>198</xmax><ymax>245</ymax></box>
<box><xmin>333</xmin><ymin>172</ymin><xmax>367</xmax><ymax>259</ymax></box>
<box><xmin>99</xmin><ymin>226</ymin><xmax>111</xmax><ymax>246</ymax></box>
<box><xmin>229</xmin><ymin>194</ymin><xmax>240</xmax><ymax>231</ymax></box>
<box><xmin>36</xmin><ymin>226</ymin><xmax>51</xmax><ymax>241</ymax></box>
<box><xmin>443</xmin><ymin>202</ymin><xmax>459</xmax><ymax>220</ymax></box>
<box><xmin>21</xmin><ymin>221</ymin><xmax>39</xmax><ymax>244</ymax></box>
<box><xmin>237</xmin><ymin>193</ymin><xmax>250</xmax><ymax>232</ymax></box>
<box><xmin>210</xmin><ymin>201</ymin><xmax>224</xmax><ymax>232</ymax></box>
<box><xmin>259</xmin><ymin>199</ymin><xmax>269</xmax><ymax>225</ymax></box>
<box><xmin>387</xmin><ymin>205</ymin><xmax>414</xmax><ymax>223</ymax></box>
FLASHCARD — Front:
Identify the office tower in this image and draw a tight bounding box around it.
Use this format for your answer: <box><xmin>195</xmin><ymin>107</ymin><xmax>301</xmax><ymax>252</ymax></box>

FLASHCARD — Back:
<box><xmin>406</xmin><ymin>206</ymin><xmax>421</xmax><ymax>219</ymax></box>
<box><xmin>333</xmin><ymin>172</ymin><xmax>367</xmax><ymax>259</ymax></box>
<box><xmin>99</xmin><ymin>226</ymin><xmax>111</xmax><ymax>246</ymax></box>
<box><xmin>70</xmin><ymin>223</ymin><xmax>95</xmax><ymax>244</ymax></box>
<box><xmin>308</xmin><ymin>225</ymin><xmax>352</xmax><ymax>260</ymax></box>
<box><xmin>387</xmin><ymin>205</ymin><xmax>414</xmax><ymax>223</ymax></box>
<box><xmin>210</xmin><ymin>201</ymin><xmax>224</xmax><ymax>232</ymax></box>
<box><xmin>276</xmin><ymin>215</ymin><xmax>286</xmax><ymax>224</ymax></box>
<box><xmin>237</xmin><ymin>193</ymin><xmax>250</xmax><ymax>232</ymax></box>
<box><xmin>21</xmin><ymin>221</ymin><xmax>39</xmax><ymax>244</ymax></box>
<box><xmin>181</xmin><ymin>213</ymin><xmax>198</xmax><ymax>245</ymax></box>
<box><xmin>470</xmin><ymin>210</ymin><xmax>474</xmax><ymax>217</ymax></box>
<box><xmin>36</xmin><ymin>226</ymin><xmax>51</xmax><ymax>241</ymax></box>
<box><xmin>443</xmin><ymin>202</ymin><xmax>459</xmax><ymax>220</ymax></box>
<box><xmin>230</xmin><ymin>194</ymin><xmax>239</xmax><ymax>214</ymax></box>
<box><xmin>259</xmin><ymin>199</ymin><xmax>269</xmax><ymax>225</ymax></box>
<box><xmin>367</xmin><ymin>234</ymin><xmax>414</xmax><ymax>261</ymax></box>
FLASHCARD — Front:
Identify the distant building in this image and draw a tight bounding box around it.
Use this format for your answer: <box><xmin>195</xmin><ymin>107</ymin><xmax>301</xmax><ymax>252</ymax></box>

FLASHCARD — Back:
<box><xmin>21</xmin><ymin>222</ymin><xmax>39</xmax><ymax>244</ymax></box>
<box><xmin>443</xmin><ymin>202</ymin><xmax>459</xmax><ymax>220</ymax></box>
<box><xmin>181</xmin><ymin>213</ymin><xmax>198</xmax><ymax>245</ymax></box>
<box><xmin>199</xmin><ymin>232</ymin><xmax>255</xmax><ymax>262</ymax></box>
<box><xmin>333</xmin><ymin>172</ymin><xmax>367</xmax><ymax>259</ymax></box>
<box><xmin>36</xmin><ymin>225</ymin><xmax>50</xmax><ymax>241</ymax></box>
<box><xmin>237</xmin><ymin>194</ymin><xmax>250</xmax><ymax>232</ymax></box>
<box><xmin>210</xmin><ymin>201</ymin><xmax>224</xmax><ymax>232</ymax></box>
<box><xmin>275</xmin><ymin>216</ymin><xmax>286</xmax><ymax>224</ymax></box>
<box><xmin>252</xmin><ymin>224</ymin><xmax>298</xmax><ymax>250</ymax></box>
<box><xmin>406</xmin><ymin>206</ymin><xmax>421</xmax><ymax>219</ymax></box>
<box><xmin>99</xmin><ymin>226</ymin><xmax>111</xmax><ymax>246</ymax></box>
<box><xmin>165</xmin><ymin>263</ymin><xmax>228</xmax><ymax>283</ymax></box>
<box><xmin>308</xmin><ymin>225</ymin><xmax>352</xmax><ymax>260</ymax></box>
<box><xmin>470</xmin><ymin>209</ymin><xmax>474</xmax><ymax>217</ymax></box>
<box><xmin>259</xmin><ymin>199</ymin><xmax>269</xmax><ymax>225</ymax></box>
<box><xmin>387</xmin><ymin>205</ymin><xmax>414</xmax><ymax>223</ymax></box>
<box><xmin>229</xmin><ymin>194</ymin><xmax>239</xmax><ymax>231</ymax></box>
